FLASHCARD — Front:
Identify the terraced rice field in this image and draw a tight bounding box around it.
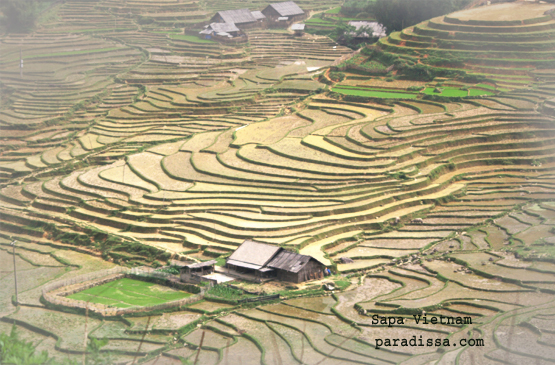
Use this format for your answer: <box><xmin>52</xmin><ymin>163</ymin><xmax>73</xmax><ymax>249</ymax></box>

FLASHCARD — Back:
<box><xmin>68</xmin><ymin>277</ymin><xmax>191</xmax><ymax>308</ymax></box>
<box><xmin>1</xmin><ymin>0</ymin><xmax>555</xmax><ymax>364</ymax></box>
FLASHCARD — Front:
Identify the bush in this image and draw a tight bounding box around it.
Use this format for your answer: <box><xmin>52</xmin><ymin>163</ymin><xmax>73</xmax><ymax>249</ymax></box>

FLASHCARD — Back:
<box><xmin>157</xmin><ymin>266</ymin><xmax>180</xmax><ymax>275</ymax></box>
<box><xmin>329</xmin><ymin>71</ymin><xmax>346</xmax><ymax>82</ymax></box>
<box><xmin>0</xmin><ymin>326</ymin><xmax>51</xmax><ymax>364</ymax></box>
<box><xmin>373</xmin><ymin>0</ymin><xmax>472</xmax><ymax>33</ymax></box>
<box><xmin>207</xmin><ymin>284</ymin><xmax>246</xmax><ymax>300</ymax></box>
<box><xmin>137</xmin><ymin>16</ymin><xmax>153</xmax><ymax>24</ymax></box>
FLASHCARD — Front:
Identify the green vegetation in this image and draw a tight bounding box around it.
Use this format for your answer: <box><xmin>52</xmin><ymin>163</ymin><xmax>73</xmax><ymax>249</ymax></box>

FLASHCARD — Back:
<box><xmin>468</xmin><ymin>88</ymin><xmax>495</xmax><ymax>96</ymax></box>
<box><xmin>325</xmin><ymin>7</ymin><xmax>342</xmax><ymax>14</ymax></box>
<box><xmin>332</xmin><ymin>86</ymin><xmax>418</xmax><ymax>98</ymax></box>
<box><xmin>341</xmin><ymin>0</ymin><xmax>377</xmax><ymax>17</ymax></box>
<box><xmin>0</xmin><ymin>0</ymin><xmax>48</xmax><ymax>33</ymax></box>
<box><xmin>0</xmin><ymin>326</ymin><xmax>52</xmax><ymax>365</ymax></box>
<box><xmin>157</xmin><ymin>265</ymin><xmax>180</xmax><ymax>275</ymax></box>
<box><xmin>422</xmin><ymin>87</ymin><xmax>468</xmax><ymax>97</ymax></box>
<box><xmin>328</xmin><ymin>71</ymin><xmax>346</xmax><ymax>82</ymax></box>
<box><xmin>68</xmin><ymin>278</ymin><xmax>191</xmax><ymax>308</ymax></box>
<box><xmin>372</xmin><ymin>0</ymin><xmax>472</xmax><ymax>33</ymax></box>
<box><xmin>169</xmin><ymin>34</ymin><xmax>216</xmax><ymax>43</ymax></box>
<box><xmin>206</xmin><ymin>284</ymin><xmax>248</xmax><ymax>300</ymax></box>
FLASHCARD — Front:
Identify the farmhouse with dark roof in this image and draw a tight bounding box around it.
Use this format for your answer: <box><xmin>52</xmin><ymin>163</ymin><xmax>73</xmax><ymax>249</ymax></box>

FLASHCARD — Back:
<box><xmin>209</xmin><ymin>8</ymin><xmax>266</xmax><ymax>30</ymax></box>
<box><xmin>262</xmin><ymin>1</ymin><xmax>306</xmax><ymax>22</ymax></box>
<box><xmin>226</xmin><ymin>239</ymin><xmax>325</xmax><ymax>283</ymax></box>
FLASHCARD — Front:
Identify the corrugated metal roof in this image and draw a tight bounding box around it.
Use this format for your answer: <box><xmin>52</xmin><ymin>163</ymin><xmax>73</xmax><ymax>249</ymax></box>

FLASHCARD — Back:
<box><xmin>251</xmin><ymin>11</ymin><xmax>266</xmax><ymax>20</ymax></box>
<box><xmin>267</xmin><ymin>250</ymin><xmax>315</xmax><ymax>273</ymax></box>
<box><xmin>267</xmin><ymin>1</ymin><xmax>304</xmax><ymax>17</ymax></box>
<box><xmin>209</xmin><ymin>22</ymin><xmax>240</xmax><ymax>33</ymax></box>
<box><xmin>216</xmin><ymin>8</ymin><xmax>257</xmax><ymax>24</ymax></box>
<box><xmin>227</xmin><ymin>239</ymin><xmax>282</xmax><ymax>268</ymax></box>
<box><xmin>226</xmin><ymin>259</ymin><xmax>262</xmax><ymax>270</ymax></box>
<box><xmin>291</xmin><ymin>23</ymin><xmax>305</xmax><ymax>30</ymax></box>
<box><xmin>186</xmin><ymin>259</ymin><xmax>216</xmax><ymax>269</ymax></box>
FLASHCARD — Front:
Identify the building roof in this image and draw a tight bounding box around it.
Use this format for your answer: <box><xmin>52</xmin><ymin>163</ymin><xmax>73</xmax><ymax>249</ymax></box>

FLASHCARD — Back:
<box><xmin>267</xmin><ymin>250</ymin><xmax>317</xmax><ymax>273</ymax></box>
<box><xmin>291</xmin><ymin>23</ymin><xmax>305</xmax><ymax>31</ymax></box>
<box><xmin>251</xmin><ymin>11</ymin><xmax>266</xmax><ymax>20</ymax></box>
<box><xmin>348</xmin><ymin>21</ymin><xmax>386</xmax><ymax>38</ymax></box>
<box><xmin>226</xmin><ymin>239</ymin><xmax>282</xmax><ymax>270</ymax></box>
<box><xmin>186</xmin><ymin>259</ymin><xmax>217</xmax><ymax>269</ymax></box>
<box><xmin>215</xmin><ymin>8</ymin><xmax>257</xmax><ymax>24</ymax></box>
<box><xmin>266</xmin><ymin>1</ymin><xmax>304</xmax><ymax>17</ymax></box>
<box><xmin>207</xmin><ymin>22</ymin><xmax>240</xmax><ymax>33</ymax></box>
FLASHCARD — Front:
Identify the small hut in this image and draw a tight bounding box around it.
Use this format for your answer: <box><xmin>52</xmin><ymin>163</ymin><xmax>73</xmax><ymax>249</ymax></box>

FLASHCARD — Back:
<box><xmin>291</xmin><ymin>23</ymin><xmax>305</xmax><ymax>36</ymax></box>
<box><xmin>180</xmin><ymin>260</ymin><xmax>216</xmax><ymax>283</ymax></box>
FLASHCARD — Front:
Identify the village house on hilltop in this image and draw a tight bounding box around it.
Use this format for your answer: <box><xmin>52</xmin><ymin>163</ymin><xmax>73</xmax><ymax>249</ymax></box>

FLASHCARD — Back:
<box><xmin>262</xmin><ymin>1</ymin><xmax>306</xmax><ymax>23</ymax></box>
<box><xmin>209</xmin><ymin>8</ymin><xmax>266</xmax><ymax>30</ymax></box>
<box><xmin>226</xmin><ymin>239</ymin><xmax>325</xmax><ymax>283</ymax></box>
<box><xmin>199</xmin><ymin>1</ymin><xmax>305</xmax><ymax>41</ymax></box>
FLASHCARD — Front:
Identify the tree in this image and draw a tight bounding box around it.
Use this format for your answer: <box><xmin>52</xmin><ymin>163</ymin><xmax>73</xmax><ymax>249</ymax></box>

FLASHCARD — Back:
<box><xmin>0</xmin><ymin>0</ymin><xmax>39</xmax><ymax>32</ymax></box>
<box><xmin>372</xmin><ymin>0</ymin><xmax>471</xmax><ymax>33</ymax></box>
<box><xmin>85</xmin><ymin>337</ymin><xmax>113</xmax><ymax>365</ymax></box>
<box><xmin>330</xmin><ymin>22</ymin><xmax>357</xmax><ymax>46</ymax></box>
<box><xmin>0</xmin><ymin>326</ymin><xmax>52</xmax><ymax>365</ymax></box>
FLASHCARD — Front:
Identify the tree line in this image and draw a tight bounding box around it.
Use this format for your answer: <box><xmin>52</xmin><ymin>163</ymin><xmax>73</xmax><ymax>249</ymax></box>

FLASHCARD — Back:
<box><xmin>342</xmin><ymin>0</ymin><xmax>473</xmax><ymax>33</ymax></box>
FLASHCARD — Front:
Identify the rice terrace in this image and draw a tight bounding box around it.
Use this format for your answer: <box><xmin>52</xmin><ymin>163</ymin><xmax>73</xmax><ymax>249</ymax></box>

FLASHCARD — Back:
<box><xmin>67</xmin><ymin>277</ymin><xmax>193</xmax><ymax>308</ymax></box>
<box><xmin>1</xmin><ymin>0</ymin><xmax>555</xmax><ymax>363</ymax></box>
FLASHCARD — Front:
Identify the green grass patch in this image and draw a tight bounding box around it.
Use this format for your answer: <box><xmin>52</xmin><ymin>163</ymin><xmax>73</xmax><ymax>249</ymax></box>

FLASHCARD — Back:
<box><xmin>169</xmin><ymin>34</ymin><xmax>216</xmax><ymax>43</ymax></box>
<box><xmin>328</xmin><ymin>16</ymin><xmax>362</xmax><ymax>21</ymax></box>
<box><xmin>215</xmin><ymin>257</ymin><xmax>226</xmax><ymax>267</ymax></box>
<box><xmin>475</xmin><ymin>83</ymin><xmax>496</xmax><ymax>90</ymax></box>
<box><xmin>68</xmin><ymin>278</ymin><xmax>191</xmax><ymax>308</ymax></box>
<box><xmin>305</xmin><ymin>18</ymin><xmax>335</xmax><ymax>25</ymax></box>
<box><xmin>468</xmin><ymin>88</ymin><xmax>495</xmax><ymax>96</ymax></box>
<box><xmin>333</xmin><ymin>279</ymin><xmax>351</xmax><ymax>290</ymax></box>
<box><xmin>153</xmin><ymin>30</ymin><xmax>182</xmax><ymax>34</ymax></box>
<box><xmin>325</xmin><ymin>7</ymin><xmax>342</xmax><ymax>14</ymax></box>
<box><xmin>332</xmin><ymin>86</ymin><xmax>418</xmax><ymax>99</ymax></box>
<box><xmin>21</xmin><ymin>47</ymin><xmax>121</xmax><ymax>60</ymax></box>
<box><xmin>422</xmin><ymin>87</ymin><xmax>468</xmax><ymax>97</ymax></box>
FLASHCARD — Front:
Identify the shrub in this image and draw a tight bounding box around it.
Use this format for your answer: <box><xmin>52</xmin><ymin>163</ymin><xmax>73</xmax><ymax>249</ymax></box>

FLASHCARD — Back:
<box><xmin>329</xmin><ymin>71</ymin><xmax>346</xmax><ymax>82</ymax></box>
<box><xmin>137</xmin><ymin>16</ymin><xmax>153</xmax><ymax>25</ymax></box>
<box><xmin>0</xmin><ymin>326</ymin><xmax>51</xmax><ymax>364</ymax></box>
<box><xmin>207</xmin><ymin>284</ymin><xmax>246</xmax><ymax>300</ymax></box>
<box><xmin>157</xmin><ymin>266</ymin><xmax>180</xmax><ymax>275</ymax></box>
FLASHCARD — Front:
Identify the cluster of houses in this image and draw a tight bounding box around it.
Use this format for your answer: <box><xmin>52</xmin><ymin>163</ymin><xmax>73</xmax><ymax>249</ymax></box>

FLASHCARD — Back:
<box><xmin>199</xmin><ymin>1</ymin><xmax>306</xmax><ymax>42</ymax></box>
<box><xmin>347</xmin><ymin>21</ymin><xmax>386</xmax><ymax>40</ymax></box>
<box><xmin>179</xmin><ymin>239</ymin><xmax>327</xmax><ymax>285</ymax></box>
